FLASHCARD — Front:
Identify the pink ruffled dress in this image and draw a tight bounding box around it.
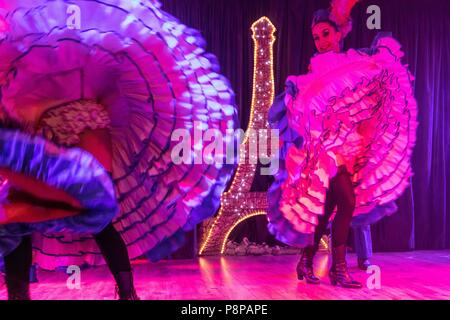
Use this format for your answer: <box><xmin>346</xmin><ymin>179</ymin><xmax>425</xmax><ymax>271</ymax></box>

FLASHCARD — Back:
<box><xmin>268</xmin><ymin>35</ymin><xmax>418</xmax><ymax>246</ymax></box>
<box><xmin>0</xmin><ymin>0</ymin><xmax>238</xmax><ymax>269</ymax></box>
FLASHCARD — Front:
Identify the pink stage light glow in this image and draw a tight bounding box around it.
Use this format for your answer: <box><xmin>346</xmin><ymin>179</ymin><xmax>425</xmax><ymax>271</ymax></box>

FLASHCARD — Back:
<box><xmin>0</xmin><ymin>17</ymin><xmax>7</xmax><ymax>34</ymax></box>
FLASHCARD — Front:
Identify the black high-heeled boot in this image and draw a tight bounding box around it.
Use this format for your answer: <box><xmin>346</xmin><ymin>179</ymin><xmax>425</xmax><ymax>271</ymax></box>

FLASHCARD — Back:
<box><xmin>114</xmin><ymin>271</ymin><xmax>140</xmax><ymax>300</ymax></box>
<box><xmin>329</xmin><ymin>245</ymin><xmax>362</xmax><ymax>289</ymax></box>
<box><xmin>6</xmin><ymin>276</ymin><xmax>31</xmax><ymax>300</ymax></box>
<box><xmin>4</xmin><ymin>235</ymin><xmax>32</xmax><ymax>300</ymax></box>
<box><xmin>296</xmin><ymin>246</ymin><xmax>320</xmax><ymax>284</ymax></box>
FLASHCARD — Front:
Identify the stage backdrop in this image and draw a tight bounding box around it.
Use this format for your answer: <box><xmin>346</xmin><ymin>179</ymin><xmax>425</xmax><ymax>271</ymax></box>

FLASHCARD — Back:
<box><xmin>161</xmin><ymin>0</ymin><xmax>450</xmax><ymax>252</ymax></box>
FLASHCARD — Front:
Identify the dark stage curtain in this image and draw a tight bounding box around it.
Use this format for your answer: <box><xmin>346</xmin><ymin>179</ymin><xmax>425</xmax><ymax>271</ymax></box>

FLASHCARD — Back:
<box><xmin>161</xmin><ymin>0</ymin><xmax>450</xmax><ymax>252</ymax></box>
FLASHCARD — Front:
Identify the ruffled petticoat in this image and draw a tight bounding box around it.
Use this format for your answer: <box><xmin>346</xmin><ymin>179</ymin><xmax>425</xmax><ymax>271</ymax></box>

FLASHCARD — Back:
<box><xmin>268</xmin><ymin>35</ymin><xmax>417</xmax><ymax>247</ymax></box>
<box><xmin>0</xmin><ymin>0</ymin><xmax>238</xmax><ymax>269</ymax></box>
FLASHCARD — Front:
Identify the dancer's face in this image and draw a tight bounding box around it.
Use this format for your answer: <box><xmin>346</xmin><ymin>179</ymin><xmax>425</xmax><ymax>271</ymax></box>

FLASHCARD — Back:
<box><xmin>312</xmin><ymin>22</ymin><xmax>342</xmax><ymax>54</ymax></box>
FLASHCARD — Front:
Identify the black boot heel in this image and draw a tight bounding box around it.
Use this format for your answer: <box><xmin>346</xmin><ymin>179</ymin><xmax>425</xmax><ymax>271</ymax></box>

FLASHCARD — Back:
<box><xmin>296</xmin><ymin>246</ymin><xmax>320</xmax><ymax>285</ymax></box>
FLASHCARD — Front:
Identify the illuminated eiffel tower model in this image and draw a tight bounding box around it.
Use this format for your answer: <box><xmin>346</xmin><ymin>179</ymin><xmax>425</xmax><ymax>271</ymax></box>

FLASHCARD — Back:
<box><xmin>199</xmin><ymin>17</ymin><xmax>277</xmax><ymax>255</ymax></box>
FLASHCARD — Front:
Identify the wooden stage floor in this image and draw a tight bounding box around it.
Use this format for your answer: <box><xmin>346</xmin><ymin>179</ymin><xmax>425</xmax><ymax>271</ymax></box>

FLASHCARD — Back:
<box><xmin>1</xmin><ymin>250</ymin><xmax>449</xmax><ymax>300</ymax></box>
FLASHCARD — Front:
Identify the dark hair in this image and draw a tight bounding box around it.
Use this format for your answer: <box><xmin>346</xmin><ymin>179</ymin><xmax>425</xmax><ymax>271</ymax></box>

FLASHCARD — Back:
<box><xmin>311</xmin><ymin>9</ymin><xmax>344</xmax><ymax>53</ymax></box>
<box><xmin>311</xmin><ymin>9</ymin><xmax>339</xmax><ymax>32</ymax></box>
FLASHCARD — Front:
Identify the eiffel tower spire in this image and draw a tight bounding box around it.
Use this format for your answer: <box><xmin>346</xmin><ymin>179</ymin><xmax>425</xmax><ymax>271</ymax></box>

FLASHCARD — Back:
<box><xmin>200</xmin><ymin>17</ymin><xmax>277</xmax><ymax>255</ymax></box>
